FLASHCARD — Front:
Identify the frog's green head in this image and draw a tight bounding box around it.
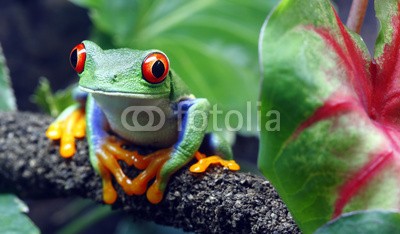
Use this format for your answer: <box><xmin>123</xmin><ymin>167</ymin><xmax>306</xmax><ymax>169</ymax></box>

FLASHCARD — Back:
<box><xmin>69</xmin><ymin>40</ymin><xmax>171</xmax><ymax>98</ymax></box>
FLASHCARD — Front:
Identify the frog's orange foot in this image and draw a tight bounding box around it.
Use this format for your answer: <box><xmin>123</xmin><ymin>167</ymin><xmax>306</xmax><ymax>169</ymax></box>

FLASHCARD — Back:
<box><xmin>190</xmin><ymin>152</ymin><xmax>240</xmax><ymax>173</ymax></box>
<box><xmin>46</xmin><ymin>108</ymin><xmax>86</xmax><ymax>158</ymax></box>
<box><xmin>96</xmin><ymin>137</ymin><xmax>171</xmax><ymax>204</ymax></box>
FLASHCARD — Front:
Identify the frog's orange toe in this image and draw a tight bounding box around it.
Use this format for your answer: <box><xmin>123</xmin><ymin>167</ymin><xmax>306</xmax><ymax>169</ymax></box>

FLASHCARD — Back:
<box><xmin>73</xmin><ymin>115</ymin><xmax>86</xmax><ymax>138</ymax></box>
<box><xmin>189</xmin><ymin>163</ymin><xmax>204</xmax><ymax>173</ymax></box>
<box><xmin>190</xmin><ymin>155</ymin><xmax>240</xmax><ymax>173</ymax></box>
<box><xmin>98</xmin><ymin>162</ymin><xmax>118</xmax><ymax>204</ymax></box>
<box><xmin>103</xmin><ymin>188</ymin><xmax>118</xmax><ymax>205</ymax></box>
<box><xmin>60</xmin><ymin>135</ymin><xmax>76</xmax><ymax>158</ymax></box>
<box><xmin>226</xmin><ymin>160</ymin><xmax>240</xmax><ymax>171</ymax></box>
<box><xmin>60</xmin><ymin>144</ymin><xmax>75</xmax><ymax>158</ymax></box>
<box><xmin>147</xmin><ymin>180</ymin><xmax>163</xmax><ymax>204</ymax></box>
<box><xmin>46</xmin><ymin>122</ymin><xmax>62</xmax><ymax>140</ymax></box>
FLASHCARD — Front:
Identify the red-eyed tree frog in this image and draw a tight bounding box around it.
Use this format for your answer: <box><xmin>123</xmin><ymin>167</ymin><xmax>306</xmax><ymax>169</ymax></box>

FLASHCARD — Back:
<box><xmin>46</xmin><ymin>41</ymin><xmax>239</xmax><ymax>204</ymax></box>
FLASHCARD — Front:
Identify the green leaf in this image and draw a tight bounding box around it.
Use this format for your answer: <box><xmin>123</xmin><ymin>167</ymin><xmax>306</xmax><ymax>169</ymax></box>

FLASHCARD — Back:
<box><xmin>374</xmin><ymin>0</ymin><xmax>399</xmax><ymax>59</ymax></box>
<box><xmin>70</xmin><ymin>0</ymin><xmax>278</xmax><ymax>133</ymax></box>
<box><xmin>0</xmin><ymin>44</ymin><xmax>17</xmax><ymax>111</ymax></box>
<box><xmin>259</xmin><ymin>0</ymin><xmax>400</xmax><ymax>233</ymax></box>
<box><xmin>58</xmin><ymin>204</ymin><xmax>111</xmax><ymax>234</ymax></box>
<box><xmin>315</xmin><ymin>210</ymin><xmax>400</xmax><ymax>234</ymax></box>
<box><xmin>31</xmin><ymin>77</ymin><xmax>75</xmax><ymax>117</ymax></box>
<box><xmin>115</xmin><ymin>219</ymin><xmax>185</xmax><ymax>234</ymax></box>
<box><xmin>0</xmin><ymin>194</ymin><xmax>39</xmax><ymax>234</ymax></box>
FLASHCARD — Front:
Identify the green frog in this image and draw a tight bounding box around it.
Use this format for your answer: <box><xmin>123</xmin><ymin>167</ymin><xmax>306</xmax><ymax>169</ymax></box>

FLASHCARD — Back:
<box><xmin>46</xmin><ymin>41</ymin><xmax>239</xmax><ymax>204</ymax></box>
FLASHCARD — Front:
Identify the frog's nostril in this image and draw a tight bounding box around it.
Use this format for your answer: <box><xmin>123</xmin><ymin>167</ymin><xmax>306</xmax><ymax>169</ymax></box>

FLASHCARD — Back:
<box><xmin>112</xmin><ymin>74</ymin><xmax>118</xmax><ymax>82</ymax></box>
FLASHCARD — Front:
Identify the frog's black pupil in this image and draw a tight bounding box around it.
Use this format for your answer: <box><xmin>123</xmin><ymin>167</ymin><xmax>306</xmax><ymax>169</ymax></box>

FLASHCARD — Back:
<box><xmin>70</xmin><ymin>49</ymin><xmax>78</xmax><ymax>68</ymax></box>
<box><xmin>152</xmin><ymin>60</ymin><xmax>165</xmax><ymax>78</ymax></box>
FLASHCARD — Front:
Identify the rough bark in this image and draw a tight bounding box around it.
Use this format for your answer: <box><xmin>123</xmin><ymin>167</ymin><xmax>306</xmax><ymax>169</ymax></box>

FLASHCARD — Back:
<box><xmin>0</xmin><ymin>111</ymin><xmax>300</xmax><ymax>233</ymax></box>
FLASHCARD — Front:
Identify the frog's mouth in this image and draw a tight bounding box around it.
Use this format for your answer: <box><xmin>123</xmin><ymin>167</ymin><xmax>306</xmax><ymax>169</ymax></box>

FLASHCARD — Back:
<box><xmin>79</xmin><ymin>86</ymin><xmax>170</xmax><ymax>99</ymax></box>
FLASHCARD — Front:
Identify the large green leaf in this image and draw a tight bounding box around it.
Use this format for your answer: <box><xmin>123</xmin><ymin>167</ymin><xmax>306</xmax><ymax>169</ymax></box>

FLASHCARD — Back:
<box><xmin>259</xmin><ymin>0</ymin><xmax>400</xmax><ymax>233</ymax></box>
<box><xmin>0</xmin><ymin>44</ymin><xmax>16</xmax><ymax>111</ymax></box>
<box><xmin>315</xmin><ymin>210</ymin><xmax>400</xmax><ymax>234</ymax></box>
<box><xmin>70</xmin><ymin>0</ymin><xmax>277</xmax><ymax>133</ymax></box>
<box><xmin>0</xmin><ymin>194</ymin><xmax>39</xmax><ymax>234</ymax></box>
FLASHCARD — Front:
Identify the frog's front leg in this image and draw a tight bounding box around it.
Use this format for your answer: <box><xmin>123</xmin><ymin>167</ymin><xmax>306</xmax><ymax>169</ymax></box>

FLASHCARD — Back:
<box><xmin>146</xmin><ymin>98</ymin><xmax>239</xmax><ymax>204</ymax></box>
<box><xmin>46</xmin><ymin>88</ymin><xmax>87</xmax><ymax>157</ymax></box>
<box><xmin>86</xmin><ymin>95</ymin><xmax>172</xmax><ymax>204</ymax></box>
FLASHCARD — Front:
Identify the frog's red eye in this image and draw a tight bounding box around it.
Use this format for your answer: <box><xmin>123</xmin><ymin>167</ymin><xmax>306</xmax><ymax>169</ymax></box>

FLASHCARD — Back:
<box><xmin>142</xmin><ymin>52</ymin><xmax>169</xmax><ymax>84</ymax></box>
<box><xmin>70</xmin><ymin>43</ymin><xmax>86</xmax><ymax>74</ymax></box>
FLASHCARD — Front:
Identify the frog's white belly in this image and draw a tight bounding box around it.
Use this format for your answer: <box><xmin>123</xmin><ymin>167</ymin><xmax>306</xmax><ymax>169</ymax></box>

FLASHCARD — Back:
<box><xmin>92</xmin><ymin>93</ymin><xmax>178</xmax><ymax>148</ymax></box>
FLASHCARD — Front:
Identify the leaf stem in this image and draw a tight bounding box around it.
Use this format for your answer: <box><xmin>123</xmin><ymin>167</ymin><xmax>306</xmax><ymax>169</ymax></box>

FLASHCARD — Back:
<box><xmin>346</xmin><ymin>0</ymin><xmax>369</xmax><ymax>34</ymax></box>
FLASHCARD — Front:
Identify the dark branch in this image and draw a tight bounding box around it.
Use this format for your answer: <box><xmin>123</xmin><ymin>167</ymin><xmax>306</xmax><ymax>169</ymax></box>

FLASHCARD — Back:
<box><xmin>0</xmin><ymin>111</ymin><xmax>300</xmax><ymax>233</ymax></box>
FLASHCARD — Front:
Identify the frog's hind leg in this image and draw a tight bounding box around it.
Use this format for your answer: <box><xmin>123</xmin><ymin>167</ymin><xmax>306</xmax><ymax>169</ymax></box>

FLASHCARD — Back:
<box><xmin>97</xmin><ymin>137</ymin><xmax>171</xmax><ymax>201</ymax></box>
<box><xmin>46</xmin><ymin>87</ymin><xmax>87</xmax><ymax>158</ymax></box>
<box><xmin>146</xmin><ymin>99</ymin><xmax>239</xmax><ymax>204</ymax></box>
<box><xmin>190</xmin><ymin>132</ymin><xmax>240</xmax><ymax>173</ymax></box>
<box><xmin>145</xmin><ymin>98</ymin><xmax>210</xmax><ymax>204</ymax></box>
